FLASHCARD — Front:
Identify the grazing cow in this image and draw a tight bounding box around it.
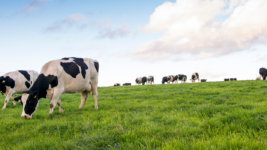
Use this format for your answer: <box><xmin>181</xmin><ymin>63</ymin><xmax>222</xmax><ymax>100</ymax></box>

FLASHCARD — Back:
<box><xmin>177</xmin><ymin>74</ymin><xmax>187</xmax><ymax>83</ymax></box>
<box><xmin>123</xmin><ymin>83</ymin><xmax>131</xmax><ymax>86</ymax></box>
<box><xmin>259</xmin><ymin>68</ymin><xmax>267</xmax><ymax>80</ymax></box>
<box><xmin>224</xmin><ymin>78</ymin><xmax>229</xmax><ymax>81</ymax></box>
<box><xmin>14</xmin><ymin>57</ymin><xmax>99</xmax><ymax>119</ymax></box>
<box><xmin>135</xmin><ymin>77</ymin><xmax>142</xmax><ymax>85</ymax></box>
<box><xmin>147</xmin><ymin>76</ymin><xmax>154</xmax><ymax>85</ymax></box>
<box><xmin>201</xmin><ymin>79</ymin><xmax>207</xmax><ymax>82</ymax></box>
<box><xmin>142</xmin><ymin>76</ymin><xmax>147</xmax><ymax>85</ymax></box>
<box><xmin>162</xmin><ymin>76</ymin><xmax>168</xmax><ymax>84</ymax></box>
<box><xmin>230</xmin><ymin>78</ymin><xmax>237</xmax><ymax>81</ymax></box>
<box><xmin>0</xmin><ymin>70</ymin><xmax>39</xmax><ymax>109</ymax></box>
<box><xmin>190</xmin><ymin>72</ymin><xmax>199</xmax><ymax>83</ymax></box>
<box><xmin>114</xmin><ymin>83</ymin><xmax>120</xmax><ymax>86</ymax></box>
<box><xmin>167</xmin><ymin>75</ymin><xmax>178</xmax><ymax>84</ymax></box>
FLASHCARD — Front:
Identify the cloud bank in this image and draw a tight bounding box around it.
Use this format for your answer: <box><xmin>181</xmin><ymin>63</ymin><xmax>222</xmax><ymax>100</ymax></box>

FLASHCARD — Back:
<box><xmin>131</xmin><ymin>0</ymin><xmax>267</xmax><ymax>62</ymax></box>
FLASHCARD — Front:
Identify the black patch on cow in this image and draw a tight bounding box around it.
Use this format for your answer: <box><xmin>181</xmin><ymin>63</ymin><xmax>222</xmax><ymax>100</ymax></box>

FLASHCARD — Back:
<box><xmin>195</xmin><ymin>73</ymin><xmax>199</xmax><ymax>79</ymax></box>
<box><xmin>62</xmin><ymin>58</ymin><xmax>70</xmax><ymax>60</ymax></box>
<box><xmin>73</xmin><ymin>58</ymin><xmax>89</xmax><ymax>78</ymax></box>
<box><xmin>3</xmin><ymin>76</ymin><xmax>15</xmax><ymax>88</ymax></box>
<box><xmin>142</xmin><ymin>77</ymin><xmax>147</xmax><ymax>85</ymax></box>
<box><xmin>61</xmin><ymin>57</ymin><xmax>90</xmax><ymax>78</ymax></box>
<box><xmin>162</xmin><ymin>76</ymin><xmax>168</xmax><ymax>84</ymax></box>
<box><xmin>192</xmin><ymin>75</ymin><xmax>196</xmax><ymax>80</ymax></box>
<box><xmin>22</xmin><ymin>74</ymin><xmax>58</xmax><ymax>116</ymax></box>
<box><xmin>60</xmin><ymin>62</ymin><xmax>80</xmax><ymax>78</ymax></box>
<box><xmin>260</xmin><ymin>68</ymin><xmax>267</xmax><ymax>80</ymax></box>
<box><xmin>94</xmin><ymin>61</ymin><xmax>99</xmax><ymax>73</ymax></box>
<box><xmin>18</xmin><ymin>70</ymin><xmax>30</xmax><ymax>81</ymax></box>
<box><xmin>25</xmin><ymin>81</ymin><xmax>30</xmax><ymax>88</ymax></box>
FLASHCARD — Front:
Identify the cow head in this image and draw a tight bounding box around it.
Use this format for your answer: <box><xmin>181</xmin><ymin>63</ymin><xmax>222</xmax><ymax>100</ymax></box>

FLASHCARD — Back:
<box><xmin>0</xmin><ymin>76</ymin><xmax>6</xmax><ymax>94</ymax></box>
<box><xmin>15</xmin><ymin>91</ymin><xmax>39</xmax><ymax>119</ymax></box>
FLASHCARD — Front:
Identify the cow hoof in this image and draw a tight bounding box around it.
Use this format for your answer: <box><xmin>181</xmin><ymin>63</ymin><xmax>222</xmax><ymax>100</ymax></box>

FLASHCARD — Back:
<box><xmin>13</xmin><ymin>103</ymin><xmax>16</xmax><ymax>106</ymax></box>
<box><xmin>2</xmin><ymin>107</ymin><xmax>6</xmax><ymax>110</ymax></box>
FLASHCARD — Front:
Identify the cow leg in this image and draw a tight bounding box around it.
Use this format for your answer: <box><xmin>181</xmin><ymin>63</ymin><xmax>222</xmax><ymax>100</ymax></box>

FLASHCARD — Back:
<box><xmin>11</xmin><ymin>95</ymin><xmax>16</xmax><ymax>105</ymax></box>
<box><xmin>79</xmin><ymin>91</ymin><xmax>90</xmax><ymax>109</ymax></box>
<box><xmin>49</xmin><ymin>90</ymin><xmax>62</xmax><ymax>115</ymax></box>
<box><xmin>91</xmin><ymin>84</ymin><xmax>98</xmax><ymax>110</ymax></box>
<box><xmin>2</xmin><ymin>93</ymin><xmax>12</xmax><ymax>109</ymax></box>
<box><xmin>57</xmin><ymin>99</ymin><xmax>63</xmax><ymax>113</ymax></box>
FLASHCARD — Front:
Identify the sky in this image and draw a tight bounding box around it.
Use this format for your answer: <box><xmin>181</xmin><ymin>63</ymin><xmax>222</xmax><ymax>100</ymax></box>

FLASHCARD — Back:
<box><xmin>0</xmin><ymin>0</ymin><xmax>267</xmax><ymax>86</ymax></box>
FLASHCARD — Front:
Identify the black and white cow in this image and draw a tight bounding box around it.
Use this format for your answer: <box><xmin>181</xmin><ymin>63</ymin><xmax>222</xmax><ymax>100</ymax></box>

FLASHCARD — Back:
<box><xmin>114</xmin><ymin>83</ymin><xmax>120</xmax><ymax>86</ymax></box>
<box><xmin>123</xmin><ymin>83</ymin><xmax>131</xmax><ymax>86</ymax></box>
<box><xmin>259</xmin><ymin>68</ymin><xmax>267</xmax><ymax>80</ymax></box>
<box><xmin>177</xmin><ymin>74</ymin><xmax>187</xmax><ymax>83</ymax></box>
<box><xmin>162</xmin><ymin>76</ymin><xmax>168</xmax><ymax>84</ymax></box>
<box><xmin>135</xmin><ymin>77</ymin><xmax>147</xmax><ymax>85</ymax></box>
<box><xmin>0</xmin><ymin>70</ymin><xmax>39</xmax><ymax>109</ymax></box>
<box><xmin>190</xmin><ymin>72</ymin><xmax>199</xmax><ymax>83</ymax></box>
<box><xmin>230</xmin><ymin>78</ymin><xmax>237</xmax><ymax>81</ymax></box>
<box><xmin>147</xmin><ymin>76</ymin><xmax>154</xmax><ymax>85</ymax></box>
<box><xmin>224</xmin><ymin>78</ymin><xmax>229</xmax><ymax>81</ymax></box>
<box><xmin>14</xmin><ymin>57</ymin><xmax>99</xmax><ymax>119</ymax></box>
<box><xmin>167</xmin><ymin>75</ymin><xmax>178</xmax><ymax>84</ymax></box>
<box><xmin>135</xmin><ymin>77</ymin><xmax>142</xmax><ymax>85</ymax></box>
<box><xmin>201</xmin><ymin>79</ymin><xmax>207</xmax><ymax>82</ymax></box>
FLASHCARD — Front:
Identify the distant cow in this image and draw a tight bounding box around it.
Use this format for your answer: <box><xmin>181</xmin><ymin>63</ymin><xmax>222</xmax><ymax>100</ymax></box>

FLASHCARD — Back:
<box><xmin>123</xmin><ymin>83</ymin><xmax>131</xmax><ymax>86</ymax></box>
<box><xmin>14</xmin><ymin>57</ymin><xmax>99</xmax><ymax>119</ymax></box>
<box><xmin>0</xmin><ymin>70</ymin><xmax>39</xmax><ymax>109</ymax></box>
<box><xmin>259</xmin><ymin>68</ymin><xmax>267</xmax><ymax>80</ymax></box>
<box><xmin>201</xmin><ymin>79</ymin><xmax>207</xmax><ymax>82</ymax></box>
<box><xmin>177</xmin><ymin>74</ymin><xmax>187</xmax><ymax>83</ymax></box>
<box><xmin>167</xmin><ymin>75</ymin><xmax>177</xmax><ymax>84</ymax></box>
<box><xmin>135</xmin><ymin>77</ymin><xmax>147</xmax><ymax>85</ymax></box>
<box><xmin>114</xmin><ymin>83</ymin><xmax>120</xmax><ymax>86</ymax></box>
<box><xmin>147</xmin><ymin>76</ymin><xmax>154</xmax><ymax>85</ymax></box>
<box><xmin>135</xmin><ymin>77</ymin><xmax>142</xmax><ymax>85</ymax></box>
<box><xmin>230</xmin><ymin>78</ymin><xmax>237</xmax><ymax>81</ymax></box>
<box><xmin>162</xmin><ymin>76</ymin><xmax>168</xmax><ymax>84</ymax></box>
<box><xmin>191</xmin><ymin>72</ymin><xmax>199</xmax><ymax>83</ymax></box>
<box><xmin>256</xmin><ymin>76</ymin><xmax>261</xmax><ymax>80</ymax></box>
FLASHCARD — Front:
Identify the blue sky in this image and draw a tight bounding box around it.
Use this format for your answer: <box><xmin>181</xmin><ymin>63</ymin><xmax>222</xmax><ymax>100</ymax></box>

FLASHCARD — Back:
<box><xmin>1</xmin><ymin>0</ymin><xmax>267</xmax><ymax>86</ymax></box>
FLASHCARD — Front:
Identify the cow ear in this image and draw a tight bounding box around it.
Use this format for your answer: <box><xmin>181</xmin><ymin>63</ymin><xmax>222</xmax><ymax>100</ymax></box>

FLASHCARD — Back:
<box><xmin>14</xmin><ymin>96</ymin><xmax>22</xmax><ymax>102</ymax></box>
<box><xmin>33</xmin><ymin>91</ymin><xmax>39</xmax><ymax>99</ymax></box>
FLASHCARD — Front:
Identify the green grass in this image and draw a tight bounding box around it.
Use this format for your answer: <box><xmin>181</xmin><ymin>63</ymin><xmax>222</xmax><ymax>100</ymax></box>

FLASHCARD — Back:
<box><xmin>1</xmin><ymin>80</ymin><xmax>267</xmax><ymax>149</ymax></box>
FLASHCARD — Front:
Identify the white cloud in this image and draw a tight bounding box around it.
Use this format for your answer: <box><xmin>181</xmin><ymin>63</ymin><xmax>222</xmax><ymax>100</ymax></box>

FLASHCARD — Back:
<box><xmin>131</xmin><ymin>0</ymin><xmax>267</xmax><ymax>62</ymax></box>
<box><xmin>45</xmin><ymin>13</ymin><xmax>86</xmax><ymax>33</ymax></box>
<box><xmin>19</xmin><ymin>0</ymin><xmax>50</xmax><ymax>12</ymax></box>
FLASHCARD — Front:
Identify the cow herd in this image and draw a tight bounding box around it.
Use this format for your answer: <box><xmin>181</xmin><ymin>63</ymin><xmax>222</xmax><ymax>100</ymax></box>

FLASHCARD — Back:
<box><xmin>0</xmin><ymin>57</ymin><xmax>99</xmax><ymax>119</ymax></box>
<box><xmin>0</xmin><ymin>58</ymin><xmax>267</xmax><ymax>119</ymax></box>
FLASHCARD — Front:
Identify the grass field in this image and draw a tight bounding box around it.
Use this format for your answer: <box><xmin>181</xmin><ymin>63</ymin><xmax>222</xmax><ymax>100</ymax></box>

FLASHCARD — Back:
<box><xmin>1</xmin><ymin>80</ymin><xmax>267</xmax><ymax>150</ymax></box>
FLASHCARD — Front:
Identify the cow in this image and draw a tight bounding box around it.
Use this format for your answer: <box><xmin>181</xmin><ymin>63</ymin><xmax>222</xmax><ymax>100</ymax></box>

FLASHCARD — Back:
<box><xmin>201</xmin><ymin>79</ymin><xmax>207</xmax><ymax>82</ymax></box>
<box><xmin>177</xmin><ymin>74</ymin><xmax>187</xmax><ymax>83</ymax></box>
<box><xmin>167</xmin><ymin>75</ymin><xmax>178</xmax><ymax>84</ymax></box>
<box><xmin>114</xmin><ymin>83</ymin><xmax>120</xmax><ymax>86</ymax></box>
<box><xmin>14</xmin><ymin>57</ymin><xmax>99</xmax><ymax>119</ymax></box>
<box><xmin>230</xmin><ymin>78</ymin><xmax>237</xmax><ymax>81</ymax></box>
<box><xmin>123</xmin><ymin>83</ymin><xmax>131</xmax><ymax>86</ymax></box>
<box><xmin>0</xmin><ymin>70</ymin><xmax>39</xmax><ymax>109</ymax></box>
<box><xmin>136</xmin><ymin>77</ymin><xmax>147</xmax><ymax>85</ymax></box>
<box><xmin>224</xmin><ymin>78</ymin><xmax>229</xmax><ymax>81</ymax></box>
<box><xmin>190</xmin><ymin>72</ymin><xmax>199</xmax><ymax>83</ymax></box>
<box><xmin>135</xmin><ymin>77</ymin><xmax>142</xmax><ymax>85</ymax></box>
<box><xmin>162</xmin><ymin>76</ymin><xmax>168</xmax><ymax>84</ymax></box>
<box><xmin>147</xmin><ymin>76</ymin><xmax>154</xmax><ymax>85</ymax></box>
<box><xmin>259</xmin><ymin>68</ymin><xmax>267</xmax><ymax>80</ymax></box>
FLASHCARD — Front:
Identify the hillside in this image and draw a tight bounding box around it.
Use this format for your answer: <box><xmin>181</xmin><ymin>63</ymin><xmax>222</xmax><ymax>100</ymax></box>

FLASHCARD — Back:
<box><xmin>0</xmin><ymin>80</ymin><xmax>267</xmax><ymax>149</ymax></box>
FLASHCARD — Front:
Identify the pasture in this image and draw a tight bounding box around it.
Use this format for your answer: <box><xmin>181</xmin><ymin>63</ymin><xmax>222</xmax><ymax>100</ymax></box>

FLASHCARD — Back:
<box><xmin>1</xmin><ymin>80</ymin><xmax>267</xmax><ymax>149</ymax></box>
